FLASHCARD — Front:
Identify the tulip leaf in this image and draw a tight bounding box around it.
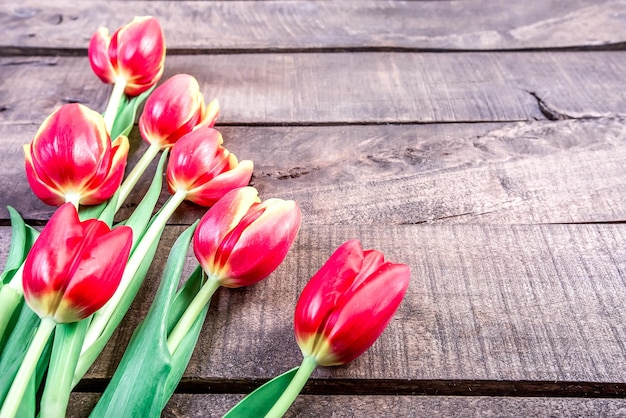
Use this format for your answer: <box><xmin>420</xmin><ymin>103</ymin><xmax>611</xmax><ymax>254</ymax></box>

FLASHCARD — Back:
<box><xmin>0</xmin><ymin>301</ymin><xmax>51</xmax><ymax>406</ymax></box>
<box><xmin>90</xmin><ymin>223</ymin><xmax>198</xmax><ymax>417</ymax></box>
<box><xmin>124</xmin><ymin>150</ymin><xmax>168</xmax><ymax>248</ymax></box>
<box><xmin>78</xmin><ymin>201</ymin><xmax>107</xmax><ymax>222</ymax></box>
<box><xmin>1</xmin><ymin>207</ymin><xmax>38</xmax><ymax>285</ymax></box>
<box><xmin>110</xmin><ymin>85</ymin><xmax>155</xmax><ymax>140</ymax></box>
<box><xmin>222</xmin><ymin>367</ymin><xmax>300</xmax><ymax>418</ymax></box>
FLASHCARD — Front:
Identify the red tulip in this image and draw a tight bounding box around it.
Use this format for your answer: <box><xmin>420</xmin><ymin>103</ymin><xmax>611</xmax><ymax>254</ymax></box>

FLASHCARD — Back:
<box><xmin>139</xmin><ymin>74</ymin><xmax>219</xmax><ymax>149</ymax></box>
<box><xmin>294</xmin><ymin>240</ymin><xmax>410</xmax><ymax>366</ymax></box>
<box><xmin>24</xmin><ymin>103</ymin><xmax>129</xmax><ymax>206</ymax></box>
<box><xmin>166</xmin><ymin>127</ymin><xmax>253</xmax><ymax>207</ymax></box>
<box><xmin>22</xmin><ymin>203</ymin><xmax>132</xmax><ymax>323</ymax></box>
<box><xmin>88</xmin><ymin>16</ymin><xmax>165</xmax><ymax>96</ymax></box>
<box><xmin>193</xmin><ymin>187</ymin><xmax>301</xmax><ymax>288</ymax></box>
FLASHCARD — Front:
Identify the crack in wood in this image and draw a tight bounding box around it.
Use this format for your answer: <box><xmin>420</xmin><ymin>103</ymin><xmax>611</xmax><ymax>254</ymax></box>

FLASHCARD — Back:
<box><xmin>73</xmin><ymin>378</ymin><xmax>626</xmax><ymax>398</ymax></box>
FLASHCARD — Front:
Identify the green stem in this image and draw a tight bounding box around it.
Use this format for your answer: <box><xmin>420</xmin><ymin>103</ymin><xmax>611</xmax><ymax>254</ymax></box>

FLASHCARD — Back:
<box><xmin>166</xmin><ymin>273</ymin><xmax>219</xmax><ymax>355</ymax></box>
<box><xmin>103</xmin><ymin>78</ymin><xmax>127</xmax><ymax>134</ymax></box>
<box><xmin>82</xmin><ymin>190</ymin><xmax>188</xmax><ymax>352</ymax></box>
<box><xmin>0</xmin><ymin>265</ymin><xmax>24</xmax><ymax>340</ymax></box>
<box><xmin>39</xmin><ymin>320</ymin><xmax>89</xmax><ymax>418</ymax></box>
<box><xmin>115</xmin><ymin>142</ymin><xmax>161</xmax><ymax>213</ymax></box>
<box><xmin>264</xmin><ymin>356</ymin><xmax>318</xmax><ymax>418</ymax></box>
<box><xmin>0</xmin><ymin>317</ymin><xmax>55</xmax><ymax>418</ymax></box>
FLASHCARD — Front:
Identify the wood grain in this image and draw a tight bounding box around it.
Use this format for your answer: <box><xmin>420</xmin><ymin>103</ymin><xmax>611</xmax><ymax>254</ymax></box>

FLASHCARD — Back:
<box><xmin>2</xmin><ymin>118</ymin><xmax>625</xmax><ymax>224</ymax></box>
<box><xmin>2</xmin><ymin>52</ymin><xmax>626</xmax><ymax>126</ymax></box>
<box><xmin>28</xmin><ymin>223</ymin><xmax>620</xmax><ymax>386</ymax></box>
<box><xmin>67</xmin><ymin>393</ymin><xmax>626</xmax><ymax>418</ymax></box>
<box><xmin>2</xmin><ymin>0</ymin><xmax>625</xmax><ymax>53</ymax></box>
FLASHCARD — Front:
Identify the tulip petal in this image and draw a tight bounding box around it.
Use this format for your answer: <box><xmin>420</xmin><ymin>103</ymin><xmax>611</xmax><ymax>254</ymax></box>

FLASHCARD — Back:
<box><xmin>220</xmin><ymin>199</ymin><xmax>301</xmax><ymax>287</ymax></box>
<box><xmin>322</xmin><ymin>263</ymin><xmax>410</xmax><ymax>365</ymax></box>
<box><xmin>294</xmin><ymin>240</ymin><xmax>364</xmax><ymax>344</ymax></box>
<box><xmin>139</xmin><ymin>74</ymin><xmax>204</xmax><ymax>147</ymax></box>
<box><xmin>80</xmin><ymin>135</ymin><xmax>129</xmax><ymax>205</ymax></box>
<box><xmin>193</xmin><ymin>187</ymin><xmax>260</xmax><ymax>275</ymax></box>
<box><xmin>24</xmin><ymin>144</ymin><xmax>65</xmax><ymax>206</ymax></box>
<box><xmin>57</xmin><ymin>225</ymin><xmax>132</xmax><ymax>322</ymax></box>
<box><xmin>23</xmin><ymin>204</ymin><xmax>85</xmax><ymax>316</ymax></box>
<box><xmin>186</xmin><ymin>159</ymin><xmax>253</xmax><ymax>207</ymax></box>
<box><xmin>88</xmin><ymin>27</ymin><xmax>116</xmax><ymax>84</ymax></box>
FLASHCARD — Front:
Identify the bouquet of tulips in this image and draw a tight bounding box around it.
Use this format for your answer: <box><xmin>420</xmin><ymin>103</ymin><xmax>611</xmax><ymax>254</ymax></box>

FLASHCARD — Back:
<box><xmin>0</xmin><ymin>16</ymin><xmax>410</xmax><ymax>418</ymax></box>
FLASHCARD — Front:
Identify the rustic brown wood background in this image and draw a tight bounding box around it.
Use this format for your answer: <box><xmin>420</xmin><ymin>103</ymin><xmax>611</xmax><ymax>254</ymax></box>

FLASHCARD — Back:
<box><xmin>1</xmin><ymin>0</ymin><xmax>626</xmax><ymax>416</ymax></box>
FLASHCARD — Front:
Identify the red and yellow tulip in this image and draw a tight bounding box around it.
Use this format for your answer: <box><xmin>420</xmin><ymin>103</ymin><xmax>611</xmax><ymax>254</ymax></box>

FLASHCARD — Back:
<box><xmin>294</xmin><ymin>239</ymin><xmax>410</xmax><ymax>366</ymax></box>
<box><xmin>166</xmin><ymin>127</ymin><xmax>253</xmax><ymax>207</ymax></box>
<box><xmin>88</xmin><ymin>16</ymin><xmax>165</xmax><ymax>96</ymax></box>
<box><xmin>22</xmin><ymin>203</ymin><xmax>132</xmax><ymax>323</ymax></box>
<box><xmin>193</xmin><ymin>186</ymin><xmax>302</xmax><ymax>287</ymax></box>
<box><xmin>24</xmin><ymin>103</ymin><xmax>129</xmax><ymax>207</ymax></box>
<box><xmin>139</xmin><ymin>74</ymin><xmax>219</xmax><ymax>149</ymax></box>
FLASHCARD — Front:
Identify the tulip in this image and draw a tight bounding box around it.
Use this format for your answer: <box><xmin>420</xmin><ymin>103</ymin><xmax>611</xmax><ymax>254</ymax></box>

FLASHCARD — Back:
<box><xmin>23</xmin><ymin>203</ymin><xmax>133</xmax><ymax>323</ymax></box>
<box><xmin>228</xmin><ymin>240</ymin><xmax>410</xmax><ymax>418</ymax></box>
<box><xmin>295</xmin><ymin>239</ymin><xmax>410</xmax><ymax>366</ymax></box>
<box><xmin>0</xmin><ymin>203</ymin><xmax>132</xmax><ymax>418</ymax></box>
<box><xmin>166</xmin><ymin>127</ymin><xmax>253</xmax><ymax>207</ymax></box>
<box><xmin>88</xmin><ymin>16</ymin><xmax>165</xmax><ymax>97</ymax></box>
<box><xmin>193</xmin><ymin>186</ymin><xmax>302</xmax><ymax>287</ymax></box>
<box><xmin>24</xmin><ymin>103</ymin><xmax>129</xmax><ymax>207</ymax></box>
<box><xmin>139</xmin><ymin>74</ymin><xmax>220</xmax><ymax>149</ymax></box>
<box><xmin>166</xmin><ymin>186</ymin><xmax>301</xmax><ymax>354</ymax></box>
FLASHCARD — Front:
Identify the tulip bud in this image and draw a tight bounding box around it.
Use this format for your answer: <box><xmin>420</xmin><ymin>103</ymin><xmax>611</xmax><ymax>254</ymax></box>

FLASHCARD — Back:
<box><xmin>88</xmin><ymin>16</ymin><xmax>165</xmax><ymax>96</ymax></box>
<box><xmin>24</xmin><ymin>103</ymin><xmax>129</xmax><ymax>207</ymax></box>
<box><xmin>22</xmin><ymin>203</ymin><xmax>132</xmax><ymax>323</ymax></box>
<box><xmin>139</xmin><ymin>74</ymin><xmax>219</xmax><ymax>149</ymax></box>
<box><xmin>166</xmin><ymin>127</ymin><xmax>253</xmax><ymax>207</ymax></box>
<box><xmin>294</xmin><ymin>240</ymin><xmax>410</xmax><ymax>366</ymax></box>
<box><xmin>193</xmin><ymin>187</ymin><xmax>301</xmax><ymax>288</ymax></box>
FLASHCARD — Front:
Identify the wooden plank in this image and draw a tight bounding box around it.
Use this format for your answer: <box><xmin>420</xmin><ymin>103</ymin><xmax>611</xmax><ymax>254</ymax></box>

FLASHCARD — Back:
<box><xmin>2</xmin><ymin>52</ymin><xmax>626</xmax><ymax>126</ymax></box>
<box><xmin>28</xmin><ymin>223</ymin><xmax>620</xmax><ymax>385</ymax></box>
<box><xmin>2</xmin><ymin>118</ymin><xmax>625</xmax><ymax>224</ymax></box>
<box><xmin>67</xmin><ymin>393</ymin><xmax>626</xmax><ymax>418</ymax></box>
<box><xmin>2</xmin><ymin>0</ymin><xmax>625</xmax><ymax>52</ymax></box>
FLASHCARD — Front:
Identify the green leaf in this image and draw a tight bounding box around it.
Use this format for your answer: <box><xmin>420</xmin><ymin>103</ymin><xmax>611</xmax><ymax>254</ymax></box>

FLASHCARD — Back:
<box><xmin>223</xmin><ymin>367</ymin><xmax>300</xmax><ymax>418</ymax></box>
<box><xmin>0</xmin><ymin>302</ymin><xmax>42</xmax><ymax>405</ymax></box>
<box><xmin>78</xmin><ymin>201</ymin><xmax>107</xmax><ymax>222</ymax></box>
<box><xmin>96</xmin><ymin>190</ymin><xmax>120</xmax><ymax>227</ymax></box>
<box><xmin>90</xmin><ymin>223</ymin><xmax>198</xmax><ymax>418</ymax></box>
<box><xmin>125</xmin><ymin>150</ymin><xmax>168</xmax><ymax>248</ymax></box>
<box><xmin>1</xmin><ymin>207</ymin><xmax>27</xmax><ymax>285</ymax></box>
<box><xmin>110</xmin><ymin>85</ymin><xmax>155</xmax><ymax>140</ymax></box>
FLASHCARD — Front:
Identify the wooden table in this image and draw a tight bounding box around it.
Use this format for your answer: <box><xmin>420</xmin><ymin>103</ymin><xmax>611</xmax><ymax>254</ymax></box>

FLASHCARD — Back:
<box><xmin>2</xmin><ymin>1</ymin><xmax>626</xmax><ymax>416</ymax></box>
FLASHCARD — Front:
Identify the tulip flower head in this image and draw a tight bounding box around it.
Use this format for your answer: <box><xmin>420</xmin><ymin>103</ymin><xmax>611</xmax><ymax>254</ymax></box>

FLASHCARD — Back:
<box><xmin>166</xmin><ymin>127</ymin><xmax>253</xmax><ymax>207</ymax></box>
<box><xmin>294</xmin><ymin>240</ymin><xmax>410</xmax><ymax>366</ymax></box>
<box><xmin>22</xmin><ymin>203</ymin><xmax>132</xmax><ymax>323</ymax></box>
<box><xmin>88</xmin><ymin>16</ymin><xmax>165</xmax><ymax>96</ymax></box>
<box><xmin>193</xmin><ymin>187</ymin><xmax>301</xmax><ymax>288</ymax></box>
<box><xmin>139</xmin><ymin>74</ymin><xmax>220</xmax><ymax>149</ymax></box>
<box><xmin>24</xmin><ymin>103</ymin><xmax>129</xmax><ymax>207</ymax></box>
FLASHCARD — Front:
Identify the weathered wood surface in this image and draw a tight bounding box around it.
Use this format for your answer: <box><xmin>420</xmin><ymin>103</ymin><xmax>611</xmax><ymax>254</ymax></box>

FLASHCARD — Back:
<box><xmin>2</xmin><ymin>52</ymin><xmax>626</xmax><ymax>126</ymax></box>
<box><xmin>2</xmin><ymin>0</ymin><xmax>624</xmax><ymax>53</ymax></box>
<box><xmin>68</xmin><ymin>393</ymin><xmax>626</xmax><ymax>418</ymax></box>
<box><xmin>2</xmin><ymin>118</ymin><xmax>625</xmax><ymax>224</ymax></box>
<box><xmin>2</xmin><ymin>1</ymin><xmax>626</xmax><ymax>417</ymax></box>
